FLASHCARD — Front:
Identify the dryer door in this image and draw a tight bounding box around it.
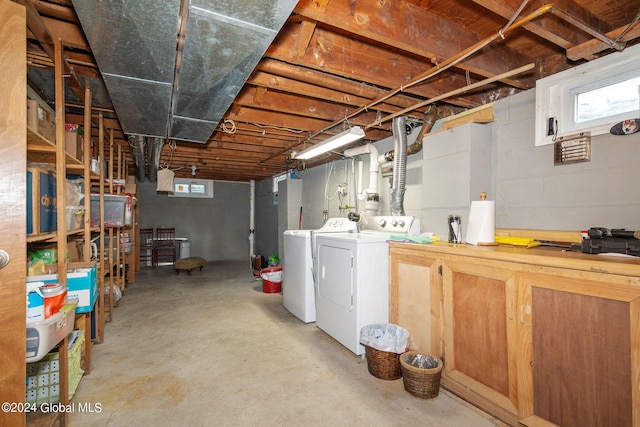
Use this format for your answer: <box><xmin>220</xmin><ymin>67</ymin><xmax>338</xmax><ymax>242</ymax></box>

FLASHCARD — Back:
<box><xmin>315</xmin><ymin>239</ymin><xmax>359</xmax><ymax>353</ymax></box>
<box><xmin>317</xmin><ymin>244</ymin><xmax>353</xmax><ymax>311</ymax></box>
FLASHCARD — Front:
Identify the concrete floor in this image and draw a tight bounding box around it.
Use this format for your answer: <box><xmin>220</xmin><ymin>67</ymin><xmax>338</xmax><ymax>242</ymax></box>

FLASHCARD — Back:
<box><xmin>69</xmin><ymin>260</ymin><xmax>501</xmax><ymax>427</ymax></box>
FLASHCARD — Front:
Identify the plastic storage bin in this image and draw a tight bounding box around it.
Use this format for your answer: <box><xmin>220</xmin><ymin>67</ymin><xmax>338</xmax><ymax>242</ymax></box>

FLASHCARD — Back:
<box><xmin>90</xmin><ymin>194</ymin><xmax>127</xmax><ymax>228</ymax></box>
<box><xmin>26</xmin><ymin>330</ymin><xmax>85</xmax><ymax>406</ymax></box>
<box><xmin>65</xmin><ymin>205</ymin><xmax>85</xmax><ymax>230</ymax></box>
<box><xmin>26</xmin><ymin>301</ymin><xmax>78</xmax><ymax>363</ymax></box>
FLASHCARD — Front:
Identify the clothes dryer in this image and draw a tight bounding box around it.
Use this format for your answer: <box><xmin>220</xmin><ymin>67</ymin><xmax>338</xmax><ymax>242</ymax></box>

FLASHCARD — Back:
<box><xmin>282</xmin><ymin>218</ymin><xmax>358</xmax><ymax>323</ymax></box>
<box><xmin>314</xmin><ymin>216</ymin><xmax>420</xmax><ymax>355</ymax></box>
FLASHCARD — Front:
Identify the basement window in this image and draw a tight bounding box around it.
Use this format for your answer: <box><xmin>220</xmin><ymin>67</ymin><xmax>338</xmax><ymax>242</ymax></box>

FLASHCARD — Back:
<box><xmin>574</xmin><ymin>76</ymin><xmax>640</xmax><ymax>123</ymax></box>
<box><xmin>169</xmin><ymin>178</ymin><xmax>214</xmax><ymax>198</ymax></box>
<box><xmin>535</xmin><ymin>43</ymin><xmax>640</xmax><ymax>146</ymax></box>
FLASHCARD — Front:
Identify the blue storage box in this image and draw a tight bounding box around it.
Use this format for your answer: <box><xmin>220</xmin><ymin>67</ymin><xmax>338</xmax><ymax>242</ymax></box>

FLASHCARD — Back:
<box><xmin>27</xmin><ymin>262</ymin><xmax>97</xmax><ymax>314</ymax></box>
<box><xmin>27</xmin><ymin>167</ymin><xmax>57</xmax><ymax>236</ymax></box>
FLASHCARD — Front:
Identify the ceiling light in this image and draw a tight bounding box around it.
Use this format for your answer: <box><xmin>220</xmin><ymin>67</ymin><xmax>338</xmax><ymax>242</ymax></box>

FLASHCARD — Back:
<box><xmin>293</xmin><ymin>126</ymin><xmax>365</xmax><ymax>160</ymax></box>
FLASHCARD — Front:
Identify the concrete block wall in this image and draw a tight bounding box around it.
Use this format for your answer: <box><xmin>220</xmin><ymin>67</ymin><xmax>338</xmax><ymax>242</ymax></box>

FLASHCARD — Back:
<box><xmin>138</xmin><ymin>180</ymin><xmax>250</xmax><ymax>261</ymax></box>
<box><xmin>494</xmin><ymin>89</ymin><xmax>640</xmax><ymax>231</ymax></box>
<box><xmin>259</xmin><ymin>86</ymin><xmax>640</xmax><ymax>253</ymax></box>
<box><xmin>422</xmin><ymin>122</ymin><xmax>493</xmax><ymax>239</ymax></box>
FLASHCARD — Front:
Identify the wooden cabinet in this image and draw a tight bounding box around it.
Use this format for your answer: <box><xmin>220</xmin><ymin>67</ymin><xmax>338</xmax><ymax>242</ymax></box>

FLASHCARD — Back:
<box><xmin>0</xmin><ymin>3</ymin><xmax>27</xmax><ymax>426</ymax></box>
<box><xmin>441</xmin><ymin>258</ymin><xmax>521</xmax><ymax>425</ymax></box>
<box><xmin>389</xmin><ymin>241</ymin><xmax>640</xmax><ymax>427</ymax></box>
<box><xmin>389</xmin><ymin>246</ymin><xmax>442</xmax><ymax>355</ymax></box>
<box><xmin>519</xmin><ymin>272</ymin><xmax>640</xmax><ymax>427</ymax></box>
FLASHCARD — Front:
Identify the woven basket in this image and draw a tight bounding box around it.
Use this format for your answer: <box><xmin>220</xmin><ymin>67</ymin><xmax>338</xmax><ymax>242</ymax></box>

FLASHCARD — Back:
<box><xmin>399</xmin><ymin>351</ymin><xmax>443</xmax><ymax>399</ymax></box>
<box><xmin>364</xmin><ymin>345</ymin><xmax>402</xmax><ymax>380</ymax></box>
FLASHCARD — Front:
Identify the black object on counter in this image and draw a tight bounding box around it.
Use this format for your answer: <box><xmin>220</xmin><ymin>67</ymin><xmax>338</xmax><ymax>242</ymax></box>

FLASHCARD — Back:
<box><xmin>581</xmin><ymin>227</ymin><xmax>640</xmax><ymax>256</ymax></box>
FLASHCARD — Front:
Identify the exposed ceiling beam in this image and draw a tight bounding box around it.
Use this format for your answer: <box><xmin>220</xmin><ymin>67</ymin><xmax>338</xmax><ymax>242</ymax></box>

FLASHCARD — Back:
<box><xmin>293</xmin><ymin>0</ymin><xmax>536</xmax><ymax>88</ymax></box>
<box><xmin>472</xmin><ymin>0</ymin><xmax>611</xmax><ymax>49</ymax></box>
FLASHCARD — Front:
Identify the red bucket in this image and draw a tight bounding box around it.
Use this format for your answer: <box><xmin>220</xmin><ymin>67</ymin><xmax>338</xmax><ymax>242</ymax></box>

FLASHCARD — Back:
<box><xmin>261</xmin><ymin>266</ymin><xmax>283</xmax><ymax>294</ymax></box>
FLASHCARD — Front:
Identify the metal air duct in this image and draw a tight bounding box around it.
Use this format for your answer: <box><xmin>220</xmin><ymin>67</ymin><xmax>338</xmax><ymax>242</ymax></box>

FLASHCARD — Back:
<box><xmin>72</xmin><ymin>0</ymin><xmax>298</xmax><ymax>143</ymax></box>
<box><xmin>390</xmin><ymin>117</ymin><xmax>408</xmax><ymax>216</ymax></box>
<box><xmin>147</xmin><ymin>137</ymin><xmax>164</xmax><ymax>183</ymax></box>
<box><xmin>129</xmin><ymin>135</ymin><xmax>146</xmax><ymax>182</ymax></box>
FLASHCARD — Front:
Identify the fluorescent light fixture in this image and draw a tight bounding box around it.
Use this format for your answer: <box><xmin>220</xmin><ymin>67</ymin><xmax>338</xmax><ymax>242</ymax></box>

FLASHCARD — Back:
<box><xmin>293</xmin><ymin>126</ymin><xmax>365</xmax><ymax>160</ymax></box>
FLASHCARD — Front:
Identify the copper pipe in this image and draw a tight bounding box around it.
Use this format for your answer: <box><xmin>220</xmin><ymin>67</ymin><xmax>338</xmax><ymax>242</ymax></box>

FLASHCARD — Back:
<box><xmin>407</xmin><ymin>105</ymin><xmax>438</xmax><ymax>156</ymax></box>
<box><xmin>372</xmin><ymin>63</ymin><xmax>535</xmax><ymax>127</ymax></box>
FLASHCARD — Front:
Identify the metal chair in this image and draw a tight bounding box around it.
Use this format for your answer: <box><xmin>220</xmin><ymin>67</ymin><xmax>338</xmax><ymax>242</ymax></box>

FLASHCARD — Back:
<box><xmin>139</xmin><ymin>228</ymin><xmax>155</xmax><ymax>268</ymax></box>
<box><xmin>154</xmin><ymin>227</ymin><xmax>176</xmax><ymax>267</ymax></box>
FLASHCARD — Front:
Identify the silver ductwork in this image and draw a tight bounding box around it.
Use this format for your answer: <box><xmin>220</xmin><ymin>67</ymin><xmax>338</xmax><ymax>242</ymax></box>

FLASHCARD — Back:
<box><xmin>72</xmin><ymin>0</ymin><xmax>298</xmax><ymax>143</ymax></box>
<box><xmin>386</xmin><ymin>107</ymin><xmax>438</xmax><ymax>215</ymax></box>
<box><xmin>128</xmin><ymin>136</ymin><xmax>165</xmax><ymax>182</ymax></box>
<box><xmin>390</xmin><ymin>117</ymin><xmax>408</xmax><ymax>216</ymax></box>
<box><xmin>146</xmin><ymin>138</ymin><xmax>165</xmax><ymax>183</ymax></box>
<box><xmin>129</xmin><ymin>135</ymin><xmax>147</xmax><ymax>182</ymax></box>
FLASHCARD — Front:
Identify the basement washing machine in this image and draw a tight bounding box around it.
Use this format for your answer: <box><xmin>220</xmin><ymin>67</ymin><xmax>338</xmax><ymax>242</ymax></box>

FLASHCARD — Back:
<box><xmin>282</xmin><ymin>218</ymin><xmax>358</xmax><ymax>323</ymax></box>
<box><xmin>314</xmin><ymin>215</ymin><xmax>420</xmax><ymax>355</ymax></box>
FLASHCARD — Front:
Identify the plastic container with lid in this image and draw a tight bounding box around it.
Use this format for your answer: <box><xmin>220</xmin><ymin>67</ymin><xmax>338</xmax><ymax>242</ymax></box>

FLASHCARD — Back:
<box><xmin>41</xmin><ymin>283</ymin><xmax>66</xmax><ymax>318</ymax></box>
<box><xmin>26</xmin><ymin>281</ymin><xmax>45</xmax><ymax>322</ymax></box>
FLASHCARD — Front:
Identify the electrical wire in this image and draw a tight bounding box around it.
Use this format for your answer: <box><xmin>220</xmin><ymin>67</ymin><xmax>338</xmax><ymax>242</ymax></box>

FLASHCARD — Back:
<box><xmin>252</xmin><ymin>123</ymin><xmax>305</xmax><ymax>134</ymax></box>
<box><xmin>220</xmin><ymin>119</ymin><xmax>237</xmax><ymax>134</ymax></box>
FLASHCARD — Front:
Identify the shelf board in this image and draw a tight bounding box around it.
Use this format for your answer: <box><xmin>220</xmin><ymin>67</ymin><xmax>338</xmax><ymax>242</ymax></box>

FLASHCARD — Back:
<box><xmin>27</xmin><ymin>127</ymin><xmax>84</xmax><ymax>170</ymax></box>
<box><xmin>27</xmin><ymin>232</ymin><xmax>56</xmax><ymax>243</ymax></box>
<box><xmin>27</xmin><ymin>228</ymin><xmax>92</xmax><ymax>243</ymax></box>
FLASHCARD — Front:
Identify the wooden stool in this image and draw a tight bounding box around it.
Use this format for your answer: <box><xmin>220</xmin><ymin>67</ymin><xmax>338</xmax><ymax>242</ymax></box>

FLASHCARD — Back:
<box><xmin>174</xmin><ymin>257</ymin><xmax>205</xmax><ymax>275</ymax></box>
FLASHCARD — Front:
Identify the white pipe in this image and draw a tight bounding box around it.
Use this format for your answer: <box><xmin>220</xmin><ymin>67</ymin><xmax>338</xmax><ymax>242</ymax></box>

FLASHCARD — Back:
<box><xmin>356</xmin><ymin>160</ymin><xmax>364</xmax><ymax>201</ymax></box>
<box><xmin>343</xmin><ymin>144</ymin><xmax>380</xmax><ymax>201</ymax></box>
<box><xmin>249</xmin><ymin>180</ymin><xmax>255</xmax><ymax>262</ymax></box>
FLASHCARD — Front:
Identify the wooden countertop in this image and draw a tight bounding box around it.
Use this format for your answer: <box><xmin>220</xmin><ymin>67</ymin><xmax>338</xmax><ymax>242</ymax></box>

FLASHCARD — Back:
<box><xmin>389</xmin><ymin>241</ymin><xmax>640</xmax><ymax>278</ymax></box>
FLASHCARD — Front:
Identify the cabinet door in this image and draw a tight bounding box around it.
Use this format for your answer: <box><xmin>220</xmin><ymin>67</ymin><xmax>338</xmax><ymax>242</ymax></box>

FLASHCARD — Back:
<box><xmin>0</xmin><ymin>2</ymin><xmax>26</xmax><ymax>425</ymax></box>
<box><xmin>441</xmin><ymin>259</ymin><xmax>520</xmax><ymax>425</ymax></box>
<box><xmin>389</xmin><ymin>248</ymin><xmax>442</xmax><ymax>354</ymax></box>
<box><xmin>520</xmin><ymin>273</ymin><xmax>640</xmax><ymax>427</ymax></box>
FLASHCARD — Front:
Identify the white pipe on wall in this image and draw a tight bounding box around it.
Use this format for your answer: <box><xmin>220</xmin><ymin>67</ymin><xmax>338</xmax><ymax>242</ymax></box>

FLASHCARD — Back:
<box><xmin>343</xmin><ymin>144</ymin><xmax>382</xmax><ymax>216</ymax></box>
<box><xmin>343</xmin><ymin>144</ymin><xmax>381</xmax><ymax>200</ymax></box>
<box><xmin>249</xmin><ymin>179</ymin><xmax>255</xmax><ymax>261</ymax></box>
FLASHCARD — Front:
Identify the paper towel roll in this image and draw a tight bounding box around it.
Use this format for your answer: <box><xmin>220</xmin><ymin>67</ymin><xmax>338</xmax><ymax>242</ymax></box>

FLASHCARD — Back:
<box><xmin>465</xmin><ymin>200</ymin><xmax>495</xmax><ymax>245</ymax></box>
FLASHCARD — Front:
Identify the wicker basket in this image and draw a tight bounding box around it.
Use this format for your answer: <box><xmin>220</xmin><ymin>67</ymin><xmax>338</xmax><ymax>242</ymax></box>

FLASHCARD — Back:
<box><xmin>364</xmin><ymin>345</ymin><xmax>402</xmax><ymax>380</ymax></box>
<box><xmin>399</xmin><ymin>351</ymin><xmax>443</xmax><ymax>399</ymax></box>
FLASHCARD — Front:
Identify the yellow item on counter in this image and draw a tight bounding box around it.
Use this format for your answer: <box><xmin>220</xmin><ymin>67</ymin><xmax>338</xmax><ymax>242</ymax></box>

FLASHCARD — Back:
<box><xmin>494</xmin><ymin>236</ymin><xmax>541</xmax><ymax>248</ymax></box>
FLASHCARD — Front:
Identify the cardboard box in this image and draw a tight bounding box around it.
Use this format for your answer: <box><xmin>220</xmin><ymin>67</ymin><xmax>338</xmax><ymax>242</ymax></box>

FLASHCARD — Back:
<box><xmin>27</xmin><ymin>98</ymin><xmax>56</xmax><ymax>142</ymax></box>
<box><xmin>65</xmin><ymin>131</ymin><xmax>84</xmax><ymax>162</ymax></box>
<box><xmin>124</xmin><ymin>182</ymin><xmax>138</xmax><ymax>195</ymax></box>
<box><xmin>27</xmin><ymin>168</ymin><xmax>57</xmax><ymax>235</ymax></box>
<box><xmin>27</xmin><ymin>262</ymin><xmax>98</xmax><ymax>314</ymax></box>
<box><xmin>67</xmin><ymin>240</ymin><xmax>84</xmax><ymax>262</ymax></box>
